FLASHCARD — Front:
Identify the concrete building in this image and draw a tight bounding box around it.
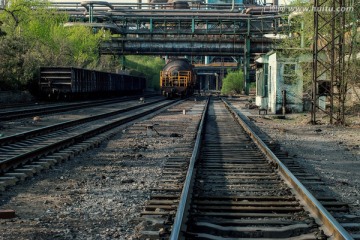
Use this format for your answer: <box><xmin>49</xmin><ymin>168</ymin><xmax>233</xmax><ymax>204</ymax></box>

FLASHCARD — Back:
<box><xmin>255</xmin><ymin>51</ymin><xmax>304</xmax><ymax>114</ymax></box>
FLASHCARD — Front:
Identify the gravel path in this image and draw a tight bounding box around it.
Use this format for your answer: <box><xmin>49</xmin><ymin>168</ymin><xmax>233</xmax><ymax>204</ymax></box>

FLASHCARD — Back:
<box><xmin>1</xmin><ymin>96</ymin><xmax>359</xmax><ymax>239</ymax></box>
<box><xmin>0</xmin><ymin>100</ymin><xmax>202</xmax><ymax>240</ymax></box>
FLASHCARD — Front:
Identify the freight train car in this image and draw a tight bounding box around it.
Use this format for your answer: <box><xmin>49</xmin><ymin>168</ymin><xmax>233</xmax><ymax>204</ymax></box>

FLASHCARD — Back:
<box><xmin>160</xmin><ymin>59</ymin><xmax>196</xmax><ymax>98</ymax></box>
<box><xmin>39</xmin><ymin>67</ymin><xmax>146</xmax><ymax>99</ymax></box>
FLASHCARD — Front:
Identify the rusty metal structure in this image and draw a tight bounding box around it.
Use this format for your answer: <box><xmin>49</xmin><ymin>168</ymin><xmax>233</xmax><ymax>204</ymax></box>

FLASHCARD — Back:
<box><xmin>51</xmin><ymin>0</ymin><xmax>282</xmax><ymax>94</ymax></box>
<box><xmin>59</xmin><ymin>2</ymin><xmax>279</xmax><ymax>57</ymax></box>
<box><xmin>312</xmin><ymin>0</ymin><xmax>346</xmax><ymax>124</ymax></box>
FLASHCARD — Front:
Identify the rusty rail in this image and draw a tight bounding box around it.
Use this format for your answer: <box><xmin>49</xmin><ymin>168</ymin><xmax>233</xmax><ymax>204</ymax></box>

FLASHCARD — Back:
<box><xmin>222</xmin><ymin>98</ymin><xmax>353</xmax><ymax>240</ymax></box>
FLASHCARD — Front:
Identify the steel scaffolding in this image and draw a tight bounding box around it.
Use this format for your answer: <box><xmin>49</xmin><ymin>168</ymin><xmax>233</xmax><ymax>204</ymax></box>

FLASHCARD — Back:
<box><xmin>312</xmin><ymin>0</ymin><xmax>346</xmax><ymax>124</ymax></box>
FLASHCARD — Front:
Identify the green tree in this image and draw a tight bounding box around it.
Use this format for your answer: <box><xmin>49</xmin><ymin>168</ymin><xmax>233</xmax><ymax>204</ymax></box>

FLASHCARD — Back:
<box><xmin>221</xmin><ymin>70</ymin><xmax>244</xmax><ymax>95</ymax></box>
<box><xmin>0</xmin><ymin>0</ymin><xmax>110</xmax><ymax>91</ymax></box>
<box><xmin>0</xmin><ymin>35</ymin><xmax>30</xmax><ymax>90</ymax></box>
<box><xmin>276</xmin><ymin>0</ymin><xmax>313</xmax><ymax>53</ymax></box>
<box><xmin>125</xmin><ymin>56</ymin><xmax>165</xmax><ymax>90</ymax></box>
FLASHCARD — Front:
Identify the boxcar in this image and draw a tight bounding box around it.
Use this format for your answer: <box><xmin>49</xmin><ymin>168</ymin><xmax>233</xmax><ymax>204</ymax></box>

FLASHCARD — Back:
<box><xmin>39</xmin><ymin>67</ymin><xmax>146</xmax><ymax>99</ymax></box>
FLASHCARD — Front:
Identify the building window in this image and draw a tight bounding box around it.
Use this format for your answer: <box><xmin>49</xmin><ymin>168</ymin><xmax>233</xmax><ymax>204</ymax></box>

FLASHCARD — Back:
<box><xmin>283</xmin><ymin>63</ymin><xmax>297</xmax><ymax>85</ymax></box>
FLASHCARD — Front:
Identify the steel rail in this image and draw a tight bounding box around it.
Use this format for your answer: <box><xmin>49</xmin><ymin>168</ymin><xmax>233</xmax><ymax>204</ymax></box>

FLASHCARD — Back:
<box><xmin>0</xmin><ymin>98</ymin><xmax>164</xmax><ymax>146</ymax></box>
<box><xmin>170</xmin><ymin>96</ymin><xmax>209</xmax><ymax>240</ymax></box>
<box><xmin>221</xmin><ymin>98</ymin><xmax>353</xmax><ymax>240</ymax></box>
<box><xmin>0</xmin><ymin>95</ymin><xmax>157</xmax><ymax>121</ymax></box>
<box><xmin>0</xmin><ymin>99</ymin><xmax>178</xmax><ymax>173</ymax></box>
<box><xmin>0</xmin><ymin>101</ymin><xmax>49</xmax><ymax>109</ymax></box>
<box><xmin>0</xmin><ymin>97</ymin><xmax>114</xmax><ymax>120</ymax></box>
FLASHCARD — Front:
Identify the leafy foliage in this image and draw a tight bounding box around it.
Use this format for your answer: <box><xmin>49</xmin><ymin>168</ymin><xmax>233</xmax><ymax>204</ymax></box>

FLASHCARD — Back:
<box><xmin>0</xmin><ymin>35</ymin><xmax>30</xmax><ymax>90</ymax></box>
<box><xmin>0</xmin><ymin>0</ymin><xmax>110</xmax><ymax>92</ymax></box>
<box><xmin>125</xmin><ymin>56</ymin><xmax>165</xmax><ymax>90</ymax></box>
<box><xmin>0</xmin><ymin>0</ymin><xmax>156</xmax><ymax>93</ymax></box>
<box><xmin>221</xmin><ymin>70</ymin><xmax>244</xmax><ymax>95</ymax></box>
<box><xmin>276</xmin><ymin>0</ymin><xmax>313</xmax><ymax>53</ymax></box>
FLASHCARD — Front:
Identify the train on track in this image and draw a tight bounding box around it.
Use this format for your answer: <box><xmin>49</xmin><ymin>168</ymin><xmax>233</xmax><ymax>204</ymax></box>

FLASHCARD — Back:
<box><xmin>160</xmin><ymin>58</ymin><xmax>196</xmax><ymax>98</ymax></box>
<box><xmin>39</xmin><ymin>67</ymin><xmax>146</xmax><ymax>100</ymax></box>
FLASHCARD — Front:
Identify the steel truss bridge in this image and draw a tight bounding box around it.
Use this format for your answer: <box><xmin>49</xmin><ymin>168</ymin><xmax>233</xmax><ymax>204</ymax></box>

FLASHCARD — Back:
<box><xmin>52</xmin><ymin>1</ymin><xmax>283</xmax><ymax>92</ymax></box>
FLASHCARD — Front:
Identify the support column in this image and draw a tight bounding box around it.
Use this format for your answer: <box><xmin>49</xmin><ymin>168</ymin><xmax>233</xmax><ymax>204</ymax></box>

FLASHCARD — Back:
<box><xmin>149</xmin><ymin>18</ymin><xmax>153</xmax><ymax>33</ymax></box>
<box><xmin>215</xmin><ymin>73</ymin><xmax>219</xmax><ymax>91</ymax></box>
<box><xmin>244</xmin><ymin>37</ymin><xmax>251</xmax><ymax>95</ymax></box>
<box><xmin>89</xmin><ymin>3</ymin><xmax>94</xmax><ymax>23</ymax></box>
<box><xmin>204</xmin><ymin>17</ymin><xmax>209</xmax><ymax>68</ymax></box>
<box><xmin>120</xmin><ymin>55</ymin><xmax>126</xmax><ymax>70</ymax></box>
<box><xmin>191</xmin><ymin>18</ymin><xmax>195</xmax><ymax>34</ymax></box>
<box><xmin>243</xmin><ymin>18</ymin><xmax>251</xmax><ymax>95</ymax></box>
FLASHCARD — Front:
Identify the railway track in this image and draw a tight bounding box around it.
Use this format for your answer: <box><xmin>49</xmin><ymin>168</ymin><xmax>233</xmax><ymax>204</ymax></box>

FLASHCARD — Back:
<box><xmin>0</xmin><ymin>97</ymin><xmax>177</xmax><ymax>191</ymax></box>
<box><xmin>0</xmin><ymin>94</ymin><xmax>156</xmax><ymax>121</ymax></box>
<box><xmin>139</xmin><ymin>97</ymin><xmax>354</xmax><ymax>239</ymax></box>
<box><xmin>224</xmin><ymin>98</ymin><xmax>360</xmax><ymax>240</ymax></box>
<box><xmin>0</xmin><ymin>101</ymin><xmax>48</xmax><ymax>109</ymax></box>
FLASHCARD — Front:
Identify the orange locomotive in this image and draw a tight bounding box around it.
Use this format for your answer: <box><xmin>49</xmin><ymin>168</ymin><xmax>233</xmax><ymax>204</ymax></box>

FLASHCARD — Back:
<box><xmin>160</xmin><ymin>59</ymin><xmax>196</xmax><ymax>98</ymax></box>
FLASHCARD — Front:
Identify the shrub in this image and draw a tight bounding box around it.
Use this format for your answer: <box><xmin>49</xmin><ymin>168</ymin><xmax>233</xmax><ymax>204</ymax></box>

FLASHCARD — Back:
<box><xmin>221</xmin><ymin>70</ymin><xmax>244</xmax><ymax>94</ymax></box>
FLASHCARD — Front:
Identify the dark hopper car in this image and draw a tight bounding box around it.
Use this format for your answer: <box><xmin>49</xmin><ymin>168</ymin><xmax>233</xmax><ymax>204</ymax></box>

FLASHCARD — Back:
<box><xmin>39</xmin><ymin>67</ymin><xmax>146</xmax><ymax>99</ymax></box>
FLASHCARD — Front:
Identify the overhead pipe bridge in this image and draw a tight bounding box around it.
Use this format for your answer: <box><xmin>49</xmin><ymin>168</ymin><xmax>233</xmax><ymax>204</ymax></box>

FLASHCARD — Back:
<box><xmin>54</xmin><ymin>1</ymin><xmax>280</xmax><ymax>56</ymax></box>
<box><xmin>100</xmin><ymin>37</ymin><xmax>273</xmax><ymax>56</ymax></box>
<box><xmin>51</xmin><ymin>1</ymin><xmax>282</xmax><ymax>93</ymax></box>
